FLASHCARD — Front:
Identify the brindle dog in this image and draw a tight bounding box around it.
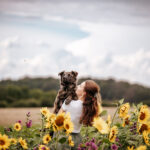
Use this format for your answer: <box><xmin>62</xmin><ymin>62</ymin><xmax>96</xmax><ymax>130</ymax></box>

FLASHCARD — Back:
<box><xmin>53</xmin><ymin>71</ymin><xmax>78</xmax><ymax>114</ymax></box>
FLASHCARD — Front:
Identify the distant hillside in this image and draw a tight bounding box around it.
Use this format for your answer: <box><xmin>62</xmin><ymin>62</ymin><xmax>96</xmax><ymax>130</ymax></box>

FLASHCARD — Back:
<box><xmin>0</xmin><ymin>76</ymin><xmax>150</xmax><ymax>107</ymax></box>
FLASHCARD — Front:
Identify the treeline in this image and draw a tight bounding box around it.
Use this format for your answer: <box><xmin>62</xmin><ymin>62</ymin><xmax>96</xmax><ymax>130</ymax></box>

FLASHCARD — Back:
<box><xmin>0</xmin><ymin>76</ymin><xmax>150</xmax><ymax>107</ymax></box>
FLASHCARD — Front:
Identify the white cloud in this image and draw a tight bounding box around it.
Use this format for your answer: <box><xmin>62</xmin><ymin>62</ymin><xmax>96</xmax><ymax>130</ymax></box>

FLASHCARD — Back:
<box><xmin>0</xmin><ymin>36</ymin><xmax>19</xmax><ymax>48</ymax></box>
<box><xmin>0</xmin><ymin>50</ymin><xmax>9</xmax><ymax>72</ymax></box>
<box><xmin>0</xmin><ymin>0</ymin><xmax>150</xmax><ymax>87</ymax></box>
<box><xmin>65</xmin><ymin>21</ymin><xmax>150</xmax><ymax>86</ymax></box>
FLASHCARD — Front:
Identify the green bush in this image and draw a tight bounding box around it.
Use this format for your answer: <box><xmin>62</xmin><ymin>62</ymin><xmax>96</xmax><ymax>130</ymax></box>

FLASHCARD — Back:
<box><xmin>40</xmin><ymin>90</ymin><xmax>57</xmax><ymax>107</ymax></box>
<box><xmin>0</xmin><ymin>100</ymin><xmax>8</xmax><ymax>107</ymax></box>
<box><xmin>11</xmin><ymin>99</ymin><xmax>40</xmax><ymax>107</ymax></box>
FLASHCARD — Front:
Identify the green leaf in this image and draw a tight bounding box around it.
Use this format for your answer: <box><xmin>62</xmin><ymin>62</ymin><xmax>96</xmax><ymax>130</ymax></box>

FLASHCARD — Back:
<box><xmin>102</xmin><ymin>138</ymin><xmax>110</xmax><ymax>143</ymax></box>
<box><xmin>118</xmin><ymin>98</ymin><xmax>124</xmax><ymax>105</ymax></box>
<box><xmin>35</xmin><ymin>134</ymin><xmax>40</xmax><ymax>137</ymax></box>
<box><xmin>137</xmin><ymin>102</ymin><xmax>143</xmax><ymax>110</ymax></box>
<box><xmin>100</xmin><ymin>110</ymin><xmax>107</xmax><ymax>117</ymax></box>
<box><xmin>58</xmin><ymin>137</ymin><xmax>66</xmax><ymax>144</ymax></box>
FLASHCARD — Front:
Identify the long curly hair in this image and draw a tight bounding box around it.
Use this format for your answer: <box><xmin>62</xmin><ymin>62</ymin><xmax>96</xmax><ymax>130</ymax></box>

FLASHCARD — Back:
<box><xmin>80</xmin><ymin>80</ymin><xmax>101</xmax><ymax>126</ymax></box>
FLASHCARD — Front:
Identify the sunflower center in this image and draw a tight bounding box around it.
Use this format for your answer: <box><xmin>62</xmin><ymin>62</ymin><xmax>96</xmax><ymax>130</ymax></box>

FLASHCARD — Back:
<box><xmin>55</xmin><ymin>116</ymin><xmax>64</xmax><ymax>126</ymax></box>
<box><xmin>140</xmin><ymin>112</ymin><xmax>145</xmax><ymax>120</ymax></box>
<box><xmin>66</xmin><ymin>124</ymin><xmax>70</xmax><ymax>129</ymax></box>
<box><xmin>46</xmin><ymin>137</ymin><xmax>49</xmax><ymax>141</ymax></box>
<box><xmin>43</xmin><ymin>111</ymin><xmax>47</xmax><ymax>114</ymax></box>
<box><xmin>11</xmin><ymin>140</ymin><xmax>15</xmax><ymax>143</ymax></box>
<box><xmin>110</xmin><ymin>130</ymin><xmax>115</xmax><ymax>140</ymax></box>
<box><xmin>121</xmin><ymin>106</ymin><xmax>126</xmax><ymax>113</ymax></box>
<box><xmin>125</xmin><ymin>118</ymin><xmax>129</xmax><ymax>125</ymax></box>
<box><xmin>21</xmin><ymin>141</ymin><xmax>25</xmax><ymax>146</ymax></box>
<box><xmin>0</xmin><ymin>140</ymin><xmax>5</xmax><ymax>145</ymax></box>
<box><xmin>139</xmin><ymin>124</ymin><xmax>148</xmax><ymax>133</ymax></box>
<box><xmin>16</xmin><ymin>125</ymin><xmax>19</xmax><ymax>129</ymax></box>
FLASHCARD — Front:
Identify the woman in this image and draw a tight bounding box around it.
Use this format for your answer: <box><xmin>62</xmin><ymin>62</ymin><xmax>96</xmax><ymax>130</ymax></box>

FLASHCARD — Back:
<box><xmin>61</xmin><ymin>80</ymin><xmax>101</xmax><ymax>149</ymax></box>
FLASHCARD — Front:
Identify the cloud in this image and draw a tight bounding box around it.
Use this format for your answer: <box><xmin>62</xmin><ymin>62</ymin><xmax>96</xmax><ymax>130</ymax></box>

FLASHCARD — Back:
<box><xmin>0</xmin><ymin>35</ymin><xmax>85</xmax><ymax>80</ymax></box>
<box><xmin>1</xmin><ymin>0</ymin><xmax>150</xmax><ymax>25</ymax></box>
<box><xmin>65</xmin><ymin>21</ymin><xmax>150</xmax><ymax>86</ymax></box>
<box><xmin>0</xmin><ymin>0</ymin><xmax>150</xmax><ymax>87</ymax></box>
<box><xmin>0</xmin><ymin>36</ymin><xmax>20</xmax><ymax>48</ymax></box>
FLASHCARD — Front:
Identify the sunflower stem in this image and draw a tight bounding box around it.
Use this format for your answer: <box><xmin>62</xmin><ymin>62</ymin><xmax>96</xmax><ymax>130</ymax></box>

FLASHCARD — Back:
<box><xmin>40</xmin><ymin>115</ymin><xmax>44</xmax><ymax>144</ymax></box>
<box><xmin>54</xmin><ymin>131</ymin><xmax>59</xmax><ymax>150</ymax></box>
<box><xmin>111</xmin><ymin>104</ymin><xmax>119</xmax><ymax>127</ymax></box>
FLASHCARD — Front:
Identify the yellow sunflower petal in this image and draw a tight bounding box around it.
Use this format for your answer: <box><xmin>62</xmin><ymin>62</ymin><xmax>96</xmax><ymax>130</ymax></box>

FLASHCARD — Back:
<box><xmin>119</xmin><ymin>103</ymin><xmax>130</xmax><ymax>118</ymax></box>
<box><xmin>64</xmin><ymin>119</ymin><xmax>74</xmax><ymax>134</ymax></box>
<box><xmin>43</xmin><ymin>134</ymin><xmax>51</xmax><ymax>144</ymax></box>
<box><xmin>19</xmin><ymin>137</ymin><xmax>28</xmax><ymax>149</ymax></box>
<box><xmin>14</xmin><ymin>123</ymin><xmax>21</xmax><ymax>131</ymax></box>
<box><xmin>109</xmin><ymin>126</ymin><xmax>118</xmax><ymax>143</ymax></box>
<box><xmin>93</xmin><ymin>117</ymin><xmax>109</xmax><ymax>134</ymax></box>
<box><xmin>0</xmin><ymin>134</ymin><xmax>10</xmax><ymax>150</ymax></box>
<box><xmin>54</xmin><ymin>112</ymin><xmax>65</xmax><ymax>130</ymax></box>
<box><xmin>138</xmin><ymin>108</ymin><xmax>150</xmax><ymax>124</ymax></box>
<box><xmin>136</xmin><ymin>145</ymin><xmax>147</xmax><ymax>150</ymax></box>
<box><xmin>127</xmin><ymin>146</ymin><xmax>134</xmax><ymax>150</ymax></box>
<box><xmin>39</xmin><ymin>144</ymin><xmax>49</xmax><ymax>150</ymax></box>
<box><xmin>68</xmin><ymin>135</ymin><xmax>74</xmax><ymax>147</ymax></box>
<box><xmin>40</xmin><ymin>107</ymin><xmax>50</xmax><ymax>117</ymax></box>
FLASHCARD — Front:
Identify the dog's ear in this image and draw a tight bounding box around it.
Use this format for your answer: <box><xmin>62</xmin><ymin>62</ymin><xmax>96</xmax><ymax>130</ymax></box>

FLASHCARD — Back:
<box><xmin>58</xmin><ymin>71</ymin><xmax>65</xmax><ymax>76</ymax></box>
<box><xmin>71</xmin><ymin>71</ymin><xmax>78</xmax><ymax>77</ymax></box>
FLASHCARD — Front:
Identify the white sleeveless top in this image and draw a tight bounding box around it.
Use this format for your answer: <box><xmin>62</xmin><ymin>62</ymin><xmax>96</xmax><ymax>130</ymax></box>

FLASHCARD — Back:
<box><xmin>62</xmin><ymin>99</ymin><xmax>83</xmax><ymax>133</ymax></box>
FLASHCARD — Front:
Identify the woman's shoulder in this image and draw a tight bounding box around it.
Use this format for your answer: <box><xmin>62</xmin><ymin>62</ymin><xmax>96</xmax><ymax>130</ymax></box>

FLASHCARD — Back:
<box><xmin>63</xmin><ymin>99</ymin><xmax>82</xmax><ymax>109</ymax></box>
<box><xmin>70</xmin><ymin>100</ymin><xmax>83</xmax><ymax>107</ymax></box>
<box><xmin>71</xmin><ymin>99</ymin><xmax>83</xmax><ymax>104</ymax></box>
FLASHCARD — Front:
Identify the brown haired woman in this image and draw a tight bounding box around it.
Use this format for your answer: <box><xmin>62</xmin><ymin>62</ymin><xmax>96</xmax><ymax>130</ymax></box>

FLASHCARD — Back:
<box><xmin>61</xmin><ymin>80</ymin><xmax>101</xmax><ymax>150</ymax></box>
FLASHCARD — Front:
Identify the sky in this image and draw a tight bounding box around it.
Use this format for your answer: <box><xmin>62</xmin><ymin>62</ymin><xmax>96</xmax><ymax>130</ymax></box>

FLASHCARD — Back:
<box><xmin>0</xmin><ymin>0</ymin><xmax>150</xmax><ymax>87</ymax></box>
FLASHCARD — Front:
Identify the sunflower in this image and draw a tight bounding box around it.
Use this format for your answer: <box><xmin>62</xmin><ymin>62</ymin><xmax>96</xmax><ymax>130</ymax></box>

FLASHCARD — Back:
<box><xmin>106</xmin><ymin>115</ymin><xmax>111</xmax><ymax>127</ymax></box>
<box><xmin>122</xmin><ymin>115</ymin><xmax>130</xmax><ymax>127</ymax></box>
<box><xmin>140</xmin><ymin>105</ymin><xmax>149</xmax><ymax>111</ymax></box>
<box><xmin>109</xmin><ymin>126</ymin><xmax>118</xmax><ymax>143</ymax></box>
<box><xmin>43</xmin><ymin>134</ymin><xmax>51</xmax><ymax>144</ymax></box>
<box><xmin>40</xmin><ymin>107</ymin><xmax>50</xmax><ymax>117</ymax></box>
<box><xmin>93</xmin><ymin>117</ymin><xmax>109</xmax><ymax>134</ymax></box>
<box><xmin>39</xmin><ymin>144</ymin><xmax>49</xmax><ymax>150</ymax></box>
<box><xmin>0</xmin><ymin>134</ymin><xmax>10</xmax><ymax>150</ymax></box>
<box><xmin>14</xmin><ymin>122</ymin><xmax>21</xmax><ymax>131</ymax></box>
<box><xmin>138</xmin><ymin>108</ymin><xmax>150</xmax><ymax>123</ymax></box>
<box><xmin>68</xmin><ymin>135</ymin><xmax>74</xmax><ymax>147</ymax></box>
<box><xmin>136</xmin><ymin>145</ymin><xmax>147</xmax><ymax>150</ymax></box>
<box><xmin>64</xmin><ymin>119</ymin><xmax>74</xmax><ymax>134</ymax></box>
<box><xmin>143</xmin><ymin>131</ymin><xmax>150</xmax><ymax>146</ymax></box>
<box><xmin>138</xmin><ymin>122</ymin><xmax>150</xmax><ymax>134</ymax></box>
<box><xmin>45</xmin><ymin>121</ymin><xmax>51</xmax><ymax>128</ymax></box>
<box><xmin>54</xmin><ymin>112</ymin><xmax>65</xmax><ymax>130</ymax></box>
<box><xmin>52</xmin><ymin>124</ymin><xmax>57</xmax><ymax>132</ymax></box>
<box><xmin>65</xmin><ymin>112</ymin><xmax>71</xmax><ymax>121</ymax></box>
<box><xmin>19</xmin><ymin>137</ymin><xmax>28</xmax><ymax>149</ymax></box>
<box><xmin>10</xmin><ymin>138</ymin><xmax>17</xmax><ymax>145</ymax></box>
<box><xmin>127</xmin><ymin>146</ymin><xmax>134</xmax><ymax>150</ymax></box>
<box><xmin>46</xmin><ymin>113</ymin><xmax>56</xmax><ymax>124</ymax></box>
<box><xmin>119</xmin><ymin>103</ymin><xmax>130</xmax><ymax>118</ymax></box>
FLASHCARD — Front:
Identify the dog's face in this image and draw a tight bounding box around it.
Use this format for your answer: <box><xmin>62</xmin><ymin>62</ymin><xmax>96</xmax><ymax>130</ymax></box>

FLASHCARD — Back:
<box><xmin>59</xmin><ymin>71</ymin><xmax>78</xmax><ymax>85</ymax></box>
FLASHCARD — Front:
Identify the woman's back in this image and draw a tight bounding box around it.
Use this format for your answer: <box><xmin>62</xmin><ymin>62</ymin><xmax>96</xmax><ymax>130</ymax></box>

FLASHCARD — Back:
<box><xmin>62</xmin><ymin>99</ymin><xmax>83</xmax><ymax>133</ymax></box>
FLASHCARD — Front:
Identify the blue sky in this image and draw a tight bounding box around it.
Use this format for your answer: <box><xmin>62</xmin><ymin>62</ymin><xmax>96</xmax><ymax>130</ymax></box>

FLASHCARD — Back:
<box><xmin>0</xmin><ymin>0</ymin><xmax>150</xmax><ymax>87</ymax></box>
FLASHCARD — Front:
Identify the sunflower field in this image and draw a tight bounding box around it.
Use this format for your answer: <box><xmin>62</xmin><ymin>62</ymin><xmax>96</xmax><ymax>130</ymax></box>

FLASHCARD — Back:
<box><xmin>0</xmin><ymin>99</ymin><xmax>150</xmax><ymax>150</ymax></box>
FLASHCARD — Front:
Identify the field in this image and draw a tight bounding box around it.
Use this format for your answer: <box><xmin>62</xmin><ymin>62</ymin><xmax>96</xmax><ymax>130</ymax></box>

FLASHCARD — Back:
<box><xmin>0</xmin><ymin>107</ymin><xmax>116</xmax><ymax>126</ymax></box>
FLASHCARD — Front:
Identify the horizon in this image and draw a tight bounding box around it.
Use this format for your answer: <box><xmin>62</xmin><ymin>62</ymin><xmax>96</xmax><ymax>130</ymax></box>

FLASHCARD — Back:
<box><xmin>1</xmin><ymin>74</ymin><xmax>150</xmax><ymax>88</ymax></box>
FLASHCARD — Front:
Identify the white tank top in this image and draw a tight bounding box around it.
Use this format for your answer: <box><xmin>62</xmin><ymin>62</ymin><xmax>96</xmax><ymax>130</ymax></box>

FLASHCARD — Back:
<box><xmin>62</xmin><ymin>99</ymin><xmax>83</xmax><ymax>133</ymax></box>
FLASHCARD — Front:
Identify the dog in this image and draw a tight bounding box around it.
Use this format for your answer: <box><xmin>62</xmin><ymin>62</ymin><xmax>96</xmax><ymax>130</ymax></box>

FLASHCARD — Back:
<box><xmin>53</xmin><ymin>71</ymin><xmax>78</xmax><ymax>114</ymax></box>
